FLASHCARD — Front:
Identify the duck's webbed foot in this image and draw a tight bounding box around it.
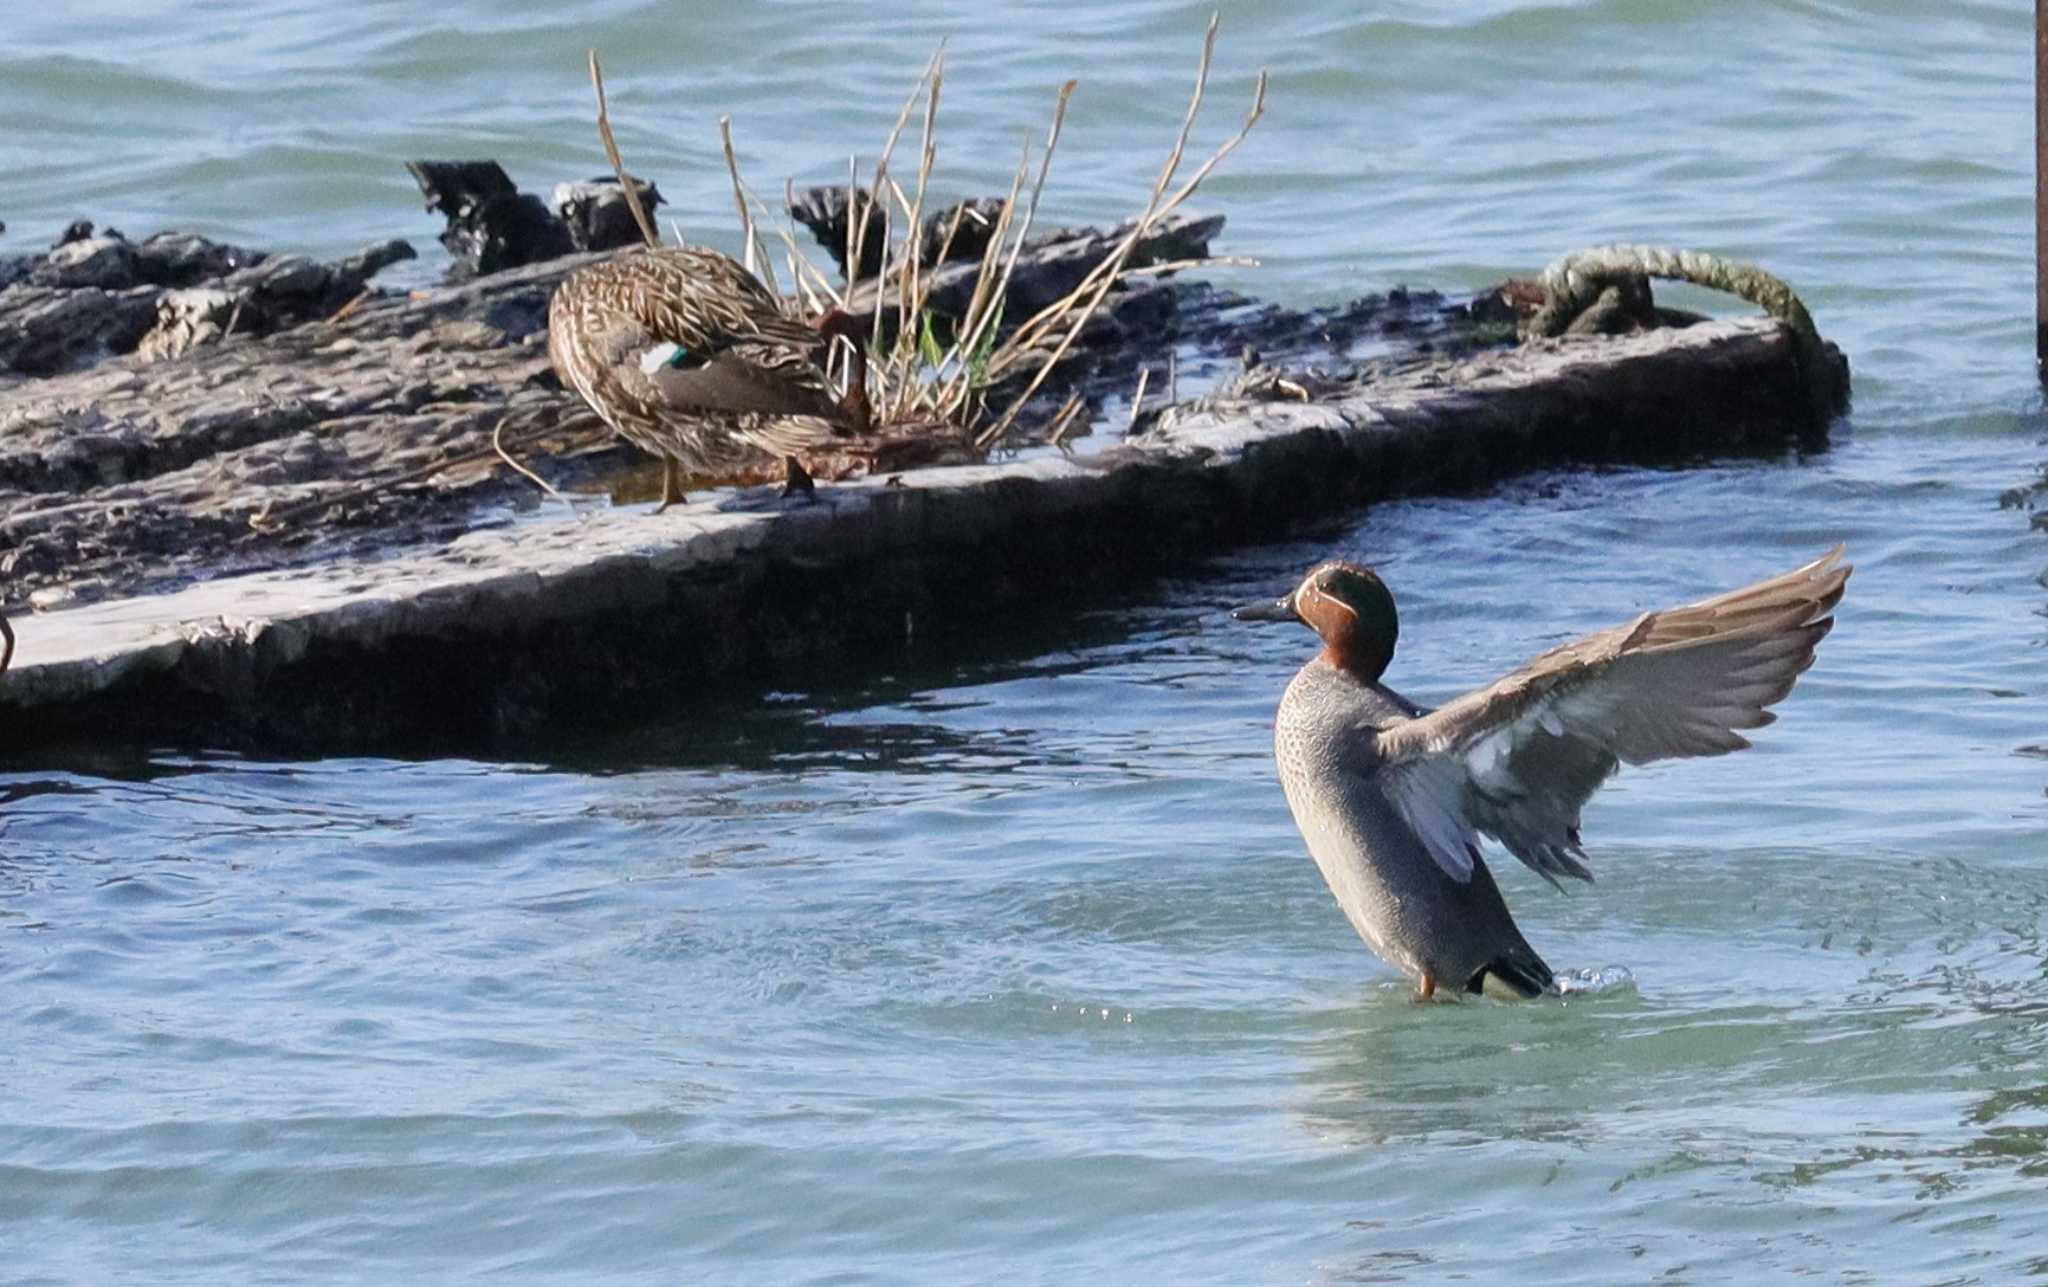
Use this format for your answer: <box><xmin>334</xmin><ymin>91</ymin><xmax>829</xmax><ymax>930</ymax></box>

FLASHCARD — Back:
<box><xmin>653</xmin><ymin>458</ymin><xmax>687</xmax><ymax>514</ymax></box>
<box><xmin>1413</xmin><ymin>972</ymin><xmax>1438</xmax><ymax>1003</ymax></box>
<box><xmin>781</xmin><ymin>454</ymin><xmax>817</xmax><ymax>501</ymax></box>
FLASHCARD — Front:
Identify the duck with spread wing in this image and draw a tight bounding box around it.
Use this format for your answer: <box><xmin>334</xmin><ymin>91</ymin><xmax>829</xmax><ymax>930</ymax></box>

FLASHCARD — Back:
<box><xmin>1234</xmin><ymin>547</ymin><xmax>1850</xmax><ymax>1000</ymax></box>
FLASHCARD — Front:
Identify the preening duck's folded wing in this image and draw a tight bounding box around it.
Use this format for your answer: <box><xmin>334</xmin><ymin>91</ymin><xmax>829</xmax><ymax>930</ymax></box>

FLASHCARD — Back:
<box><xmin>646</xmin><ymin>346</ymin><xmax>841</xmax><ymax>419</ymax></box>
<box><xmin>1371</xmin><ymin>547</ymin><xmax>1850</xmax><ymax>887</ymax></box>
<box><xmin>631</xmin><ymin>247</ymin><xmax>824</xmax><ymax>352</ymax></box>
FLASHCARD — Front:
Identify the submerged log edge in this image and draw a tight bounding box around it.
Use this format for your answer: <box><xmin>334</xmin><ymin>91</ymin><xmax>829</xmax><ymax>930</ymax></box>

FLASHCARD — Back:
<box><xmin>1</xmin><ymin>315</ymin><xmax>1843</xmax><ymax>753</ymax></box>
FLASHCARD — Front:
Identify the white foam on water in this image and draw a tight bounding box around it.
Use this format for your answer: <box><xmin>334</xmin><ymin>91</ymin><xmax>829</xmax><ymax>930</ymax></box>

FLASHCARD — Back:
<box><xmin>1552</xmin><ymin>965</ymin><xmax>1638</xmax><ymax>997</ymax></box>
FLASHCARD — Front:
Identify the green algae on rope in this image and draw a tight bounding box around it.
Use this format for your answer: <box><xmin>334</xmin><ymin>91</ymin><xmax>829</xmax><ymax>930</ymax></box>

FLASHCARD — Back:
<box><xmin>1524</xmin><ymin>243</ymin><xmax>1840</xmax><ymax>426</ymax></box>
<box><xmin>1526</xmin><ymin>244</ymin><xmax>1820</xmax><ymax>351</ymax></box>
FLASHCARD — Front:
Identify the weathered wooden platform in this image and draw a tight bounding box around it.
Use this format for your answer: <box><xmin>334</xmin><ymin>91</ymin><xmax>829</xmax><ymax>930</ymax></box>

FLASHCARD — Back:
<box><xmin>1</xmin><ymin>303</ymin><xmax>1842</xmax><ymax>752</ymax></box>
<box><xmin>0</xmin><ymin>212</ymin><xmax>1228</xmax><ymax>612</ymax></box>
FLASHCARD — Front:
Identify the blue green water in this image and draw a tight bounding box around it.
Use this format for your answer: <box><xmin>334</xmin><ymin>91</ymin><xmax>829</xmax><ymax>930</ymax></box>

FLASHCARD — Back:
<box><xmin>6</xmin><ymin>2</ymin><xmax>2048</xmax><ymax>1282</ymax></box>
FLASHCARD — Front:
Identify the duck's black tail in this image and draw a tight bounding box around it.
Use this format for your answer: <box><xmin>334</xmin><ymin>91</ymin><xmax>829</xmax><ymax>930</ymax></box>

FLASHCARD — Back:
<box><xmin>1464</xmin><ymin>942</ymin><xmax>1556</xmax><ymax>1000</ymax></box>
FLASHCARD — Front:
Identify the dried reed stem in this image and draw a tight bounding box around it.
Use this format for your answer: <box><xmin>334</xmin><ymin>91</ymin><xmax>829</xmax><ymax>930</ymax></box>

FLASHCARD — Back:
<box><xmin>994</xmin><ymin>23</ymin><xmax>1223</xmax><ymax>366</ymax></box>
<box><xmin>694</xmin><ymin>22</ymin><xmax>1259</xmax><ymax>448</ymax></box>
<box><xmin>1046</xmin><ymin>390</ymin><xmax>1089</xmax><ymax>446</ymax></box>
<box><xmin>977</xmin><ymin>18</ymin><xmax>1266</xmax><ymax>448</ymax></box>
<box><xmin>719</xmin><ymin>116</ymin><xmax>777</xmax><ymax>291</ymax></box>
<box><xmin>783</xmin><ymin>178</ymin><xmax>846</xmax><ymax>312</ymax></box>
<box><xmin>587</xmin><ymin>50</ymin><xmax>662</xmax><ymax>249</ymax></box>
<box><xmin>247</xmin><ymin>416</ymin><xmax>597</xmax><ymax>533</ymax></box>
<box><xmin>932</xmin><ymin>143</ymin><xmax>1032</xmax><ymax>423</ymax></box>
<box><xmin>842</xmin><ymin>154</ymin><xmax>864</xmax><ymax>292</ymax></box>
<box><xmin>1126</xmin><ymin>367</ymin><xmax>1151</xmax><ymax>431</ymax></box>
<box><xmin>494</xmin><ymin>413</ymin><xmax>578</xmax><ymax>517</ymax></box>
<box><xmin>937</xmin><ymin>79</ymin><xmax>1074</xmax><ymax>421</ymax></box>
<box><xmin>898</xmin><ymin>54</ymin><xmax>944</xmax><ymax>350</ymax></box>
<box><xmin>861</xmin><ymin>51</ymin><xmax>940</xmax><ymax>356</ymax></box>
<box><xmin>324</xmin><ymin>289</ymin><xmax>372</xmax><ymax>325</ymax></box>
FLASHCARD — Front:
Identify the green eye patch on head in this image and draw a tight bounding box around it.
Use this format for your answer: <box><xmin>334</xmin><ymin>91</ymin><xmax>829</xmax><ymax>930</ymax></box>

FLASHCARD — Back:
<box><xmin>1312</xmin><ymin>563</ymin><xmax>1389</xmax><ymax>609</ymax></box>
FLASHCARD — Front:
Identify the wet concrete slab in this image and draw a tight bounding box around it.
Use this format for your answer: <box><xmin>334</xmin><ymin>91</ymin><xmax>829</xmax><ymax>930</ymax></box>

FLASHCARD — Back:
<box><xmin>1</xmin><ymin>312</ymin><xmax>1838</xmax><ymax>752</ymax></box>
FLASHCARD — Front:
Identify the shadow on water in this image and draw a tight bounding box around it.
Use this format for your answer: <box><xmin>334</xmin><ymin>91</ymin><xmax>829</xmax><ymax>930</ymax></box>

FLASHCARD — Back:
<box><xmin>0</xmin><ymin>505</ymin><xmax>1357</xmax><ymax>781</ymax></box>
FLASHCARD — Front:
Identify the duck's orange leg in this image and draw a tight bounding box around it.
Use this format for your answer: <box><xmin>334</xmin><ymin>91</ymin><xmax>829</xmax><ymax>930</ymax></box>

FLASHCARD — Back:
<box><xmin>1415</xmin><ymin>972</ymin><xmax>1437</xmax><ymax>1002</ymax></box>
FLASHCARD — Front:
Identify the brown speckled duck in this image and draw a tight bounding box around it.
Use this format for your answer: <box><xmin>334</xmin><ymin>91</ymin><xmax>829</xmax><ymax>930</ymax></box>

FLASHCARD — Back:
<box><xmin>1235</xmin><ymin>546</ymin><xmax>1850</xmax><ymax>1001</ymax></box>
<box><xmin>547</xmin><ymin>245</ymin><xmax>869</xmax><ymax>509</ymax></box>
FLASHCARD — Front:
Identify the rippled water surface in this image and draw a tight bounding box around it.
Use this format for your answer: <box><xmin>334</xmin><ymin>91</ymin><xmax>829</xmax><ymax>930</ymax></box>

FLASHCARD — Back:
<box><xmin>6</xmin><ymin>2</ymin><xmax>2048</xmax><ymax>1283</ymax></box>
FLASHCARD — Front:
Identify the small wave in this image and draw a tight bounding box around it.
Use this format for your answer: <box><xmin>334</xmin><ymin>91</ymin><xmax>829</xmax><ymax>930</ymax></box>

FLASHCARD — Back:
<box><xmin>1553</xmin><ymin>964</ymin><xmax>1637</xmax><ymax>996</ymax></box>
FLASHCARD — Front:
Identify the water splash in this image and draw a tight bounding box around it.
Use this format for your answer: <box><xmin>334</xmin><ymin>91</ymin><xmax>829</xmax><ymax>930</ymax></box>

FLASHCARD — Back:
<box><xmin>1553</xmin><ymin>965</ymin><xmax>1637</xmax><ymax>997</ymax></box>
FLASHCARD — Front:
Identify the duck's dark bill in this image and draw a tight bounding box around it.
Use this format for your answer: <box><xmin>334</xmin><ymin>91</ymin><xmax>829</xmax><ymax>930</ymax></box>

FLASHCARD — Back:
<box><xmin>1231</xmin><ymin>595</ymin><xmax>1297</xmax><ymax>623</ymax></box>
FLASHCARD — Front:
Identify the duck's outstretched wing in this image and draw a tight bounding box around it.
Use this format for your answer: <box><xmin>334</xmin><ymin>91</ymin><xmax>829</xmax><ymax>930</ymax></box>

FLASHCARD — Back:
<box><xmin>1371</xmin><ymin>546</ymin><xmax>1850</xmax><ymax>887</ymax></box>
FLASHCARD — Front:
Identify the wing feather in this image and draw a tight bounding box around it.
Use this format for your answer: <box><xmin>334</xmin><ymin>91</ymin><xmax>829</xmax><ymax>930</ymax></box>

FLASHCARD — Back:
<box><xmin>1374</xmin><ymin>547</ymin><xmax>1848</xmax><ymax>886</ymax></box>
<box><xmin>646</xmin><ymin>347</ymin><xmax>839</xmax><ymax>420</ymax></box>
<box><xmin>570</xmin><ymin>248</ymin><xmax>847</xmax><ymax>449</ymax></box>
<box><xmin>1379</xmin><ymin>754</ymin><xmax>1484</xmax><ymax>883</ymax></box>
<box><xmin>631</xmin><ymin>247</ymin><xmax>822</xmax><ymax>353</ymax></box>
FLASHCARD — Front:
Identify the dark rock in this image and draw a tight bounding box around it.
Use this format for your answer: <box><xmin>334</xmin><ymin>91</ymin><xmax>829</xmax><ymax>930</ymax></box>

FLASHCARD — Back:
<box><xmin>231</xmin><ymin>254</ymin><xmax>328</xmax><ymax>299</ymax></box>
<box><xmin>551</xmin><ymin>176</ymin><xmax>663</xmax><ymax>253</ymax></box>
<box><xmin>132</xmin><ymin>230</ymin><xmax>266</xmax><ymax>287</ymax></box>
<box><xmin>919</xmin><ymin>197</ymin><xmax>1007</xmax><ymax>267</ymax></box>
<box><xmin>479</xmin><ymin>291</ymin><xmax>553</xmax><ymax>344</ymax></box>
<box><xmin>133</xmin><ymin>241</ymin><xmax>420</xmax><ymax>362</ymax></box>
<box><xmin>1110</xmin><ymin>281</ymin><xmax>1178</xmax><ymax>332</ymax></box>
<box><xmin>32</xmin><ymin>235</ymin><xmax>138</xmax><ymax>289</ymax></box>
<box><xmin>837</xmin><ymin>210</ymin><xmax>1222</xmax><ymax>334</ymax></box>
<box><xmin>406</xmin><ymin>160</ymin><xmax>574</xmax><ymax>278</ymax></box>
<box><xmin>790</xmin><ymin>187</ymin><xmax>1013</xmax><ymax>283</ymax></box>
<box><xmin>135</xmin><ymin>287</ymin><xmax>238</xmax><ymax>362</ymax></box>
<box><xmin>790</xmin><ymin>185</ymin><xmax>888</xmax><ymax>281</ymax></box>
<box><xmin>55</xmin><ymin>219</ymin><xmax>97</xmax><ymax>247</ymax></box>
<box><xmin>335</xmin><ymin>237</ymin><xmax>417</xmax><ymax>284</ymax></box>
<box><xmin>0</xmin><ymin>221</ymin><xmax>416</xmax><ymax>374</ymax></box>
<box><xmin>1465</xmin><ymin>279</ymin><xmax>1545</xmax><ymax>328</ymax></box>
<box><xmin>0</xmin><ymin>284</ymin><xmax>159</xmax><ymax>375</ymax></box>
